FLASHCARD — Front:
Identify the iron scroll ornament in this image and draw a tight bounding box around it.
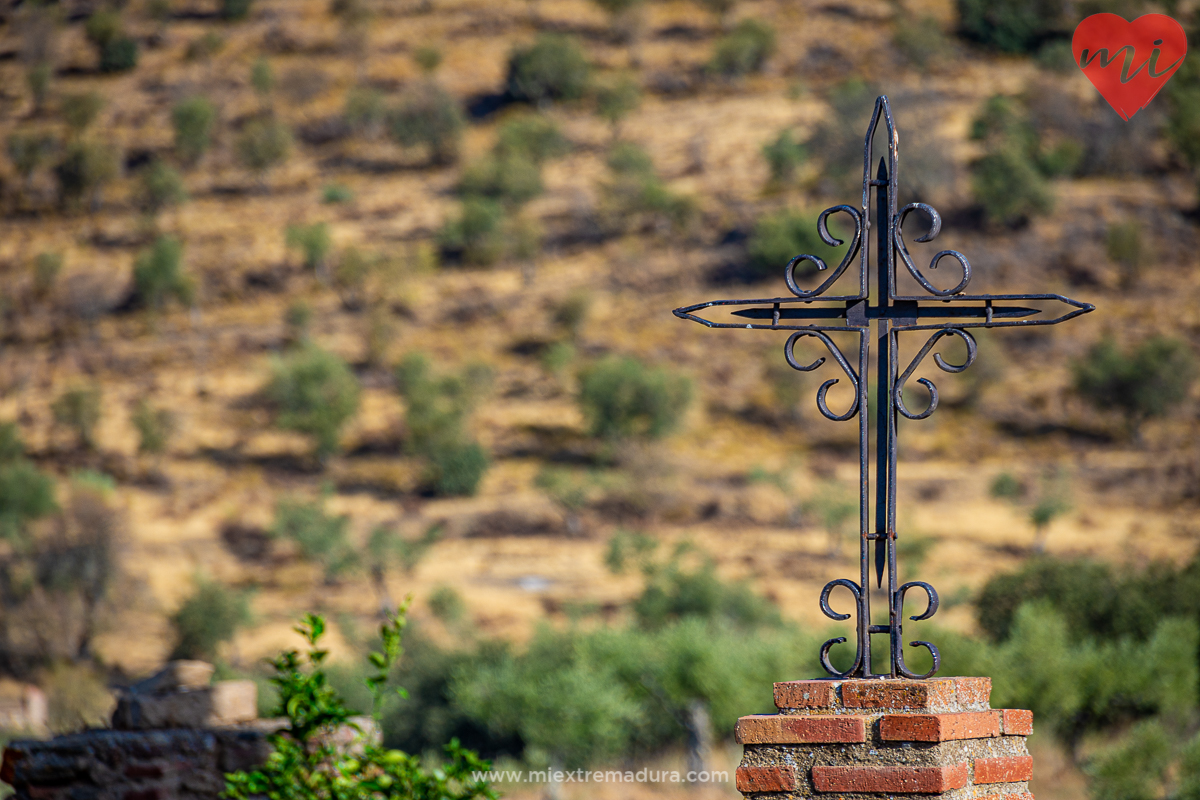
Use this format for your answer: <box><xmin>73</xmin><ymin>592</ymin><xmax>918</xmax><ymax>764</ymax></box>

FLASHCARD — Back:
<box><xmin>672</xmin><ymin>95</ymin><xmax>1094</xmax><ymax>679</ymax></box>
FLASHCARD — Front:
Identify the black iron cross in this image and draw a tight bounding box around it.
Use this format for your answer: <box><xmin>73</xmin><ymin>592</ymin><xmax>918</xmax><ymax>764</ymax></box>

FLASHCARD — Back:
<box><xmin>673</xmin><ymin>96</ymin><xmax>1094</xmax><ymax>679</ymax></box>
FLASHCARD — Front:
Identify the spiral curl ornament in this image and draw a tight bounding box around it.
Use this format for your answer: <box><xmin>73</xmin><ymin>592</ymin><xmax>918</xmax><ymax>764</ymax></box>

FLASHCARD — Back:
<box><xmin>894</xmin><ymin>203</ymin><xmax>972</xmax><ymax>297</ymax></box>
<box><xmin>784</xmin><ymin>331</ymin><xmax>861</xmax><ymax>421</ymax></box>
<box><xmin>894</xmin><ymin>328</ymin><xmax>977</xmax><ymax>420</ymax></box>
<box><xmin>784</xmin><ymin>205</ymin><xmax>863</xmax><ymax>299</ymax></box>
<box><xmin>819</xmin><ymin>579</ymin><xmax>865</xmax><ymax>678</ymax></box>
<box><xmin>894</xmin><ymin>581</ymin><xmax>941</xmax><ymax>679</ymax></box>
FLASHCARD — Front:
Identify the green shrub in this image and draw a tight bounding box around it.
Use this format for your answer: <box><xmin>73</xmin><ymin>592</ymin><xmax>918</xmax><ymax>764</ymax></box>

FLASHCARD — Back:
<box><xmin>172</xmin><ymin>96</ymin><xmax>217</xmax><ymax>166</ymax></box>
<box><xmin>52</xmin><ymin>386</ymin><xmax>101</xmax><ymax>450</ymax></box>
<box><xmin>84</xmin><ymin>11</ymin><xmax>121</xmax><ymax>50</ymax></box>
<box><xmin>250</xmin><ymin>58</ymin><xmax>274</xmax><ymax>98</ymax></box>
<box><xmin>322</xmin><ymin>183</ymin><xmax>354</xmax><ymax>204</ymax></box>
<box><xmin>761</xmin><ymin>129</ymin><xmax>806</xmax><ymax>185</ymax></box>
<box><xmin>131</xmin><ymin>399</ymin><xmax>174</xmax><ymax>455</ymax></box>
<box><xmin>956</xmin><ymin>0</ymin><xmax>1068</xmax><ymax>54</ymax></box>
<box><xmin>0</xmin><ymin>458</ymin><xmax>58</xmax><ymax>544</ymax></box>
<box><xmin>1036</xmin><ymin>39</ymin><xmax>1077</xmax><ymax>72</ymax></box>
<box><xmin>459</xmin><ymin>153</ymin><xmax>542</xmax><ymax>208</ymax></box>
<box><xmin>236</xmin><ymin>118</ymin><xmax>292</xmax><ymax>179</ymax></box>
<box><xmin>285</xmin><ymin>301</ymin><xmax>313</xmax><ymax>344</ymax></box>
<box><xmin>552</xmin><ymin>289</ymin><xmax>591</xmax><ymax>339</ymax></box>
<box><xmin>1167</xmin><ymin>57</ymin><xmax>1200</xmax><ymax>169</ymax></box>
<box><xmin>185</xmin><ymin>31</ymin><xmax>226</xmax><ymax>62</ymax></box>
<box><xmin>429</xmin><ymin>585</ymin><xmax>465</xmax><ymax>622</ymax></box>
<box><xmin>389</xmin><ymin>82</ymin><xmax>464</xmax><ymax>166</ymax></box>
<box><xmin>33</xmin><ymin>251</ymin><xmax>62</xmax><ymax>299</ymax></box>
<box><xmin>133</xmin><ymin>235</ymin><xmax>193</xmax><ymax>309</ymax></box>
<box><xmin>224</xmin><ymin>613</ymin><xmax>498</xmax><ymax>800</ymax></box>
<box><xmin>99</xmin><ymin>37</ymin><xmax>138</xmax><ymax>73</ymax></box>
<box><xmin>600</xmin><ymin>143</ymin><xmax>696</xmax><ymax>234</ymax></box>
<box><xmin>7</xmin><ymin>132</ymin><xmax>53</xmax><ymax>188</ymax></box>
<box><xmin>578</xmin><ymin>356</ymin><xmax>692</xmax><ymax>439</ymax></box>
<box><xmin>1107</xmin><ymin>219</ymin><xmax>1142</xmax><ymax>286</ymax></box>
<box><xmin>594</xmin><ymin>75</ymin><xmax>641</xmax><ymax>138</ymax></box>
<box><xmin>221</xmin><ymin>0</ymin><xmax>254</xmax><ymax>20</ymax></box>
<box><xmin>61</xmin><ymin>92</ymin><xmax>105</xmax><ymax>134</ymax></box>
<box><xmin>285</xmin><ymin>222</ymin><xmax>333</xmax><ymax>273</ymax></box>
<box><xmin>1073</xmin><ymin>336</ymin><xmax>1196</xmax><ymax>432</ymax></box>
<box><xmin>169</xmin><ymin>577</ymin><xmax>250</xmax><ymax>660</ymax></box>
<box><xmin>137</xmin><ymin>159</ymin><xmax>187</xmax><ymax>216</ymax></box>
<box><xmin>989</xmin><ymin>472</ymin><xmax>1024</xmax><ymax>501</ymax></box>
<box><xmin>747</xmin><ymin>208</ymin><xmax>841</xmax><ymax>279</ymax></box>
<box><xmin>439</xmin><ymin>197</ymin><xmax>506</xmax><ymax>266</ymax></box>
<box><xmin>709</xmin><ymin>19</ymin><xmax>776</xmax><ymax>76</ymax></box>
<box><xmin>395</xmin><ymin>353</ymin><xmax>491</xmax><ymax>496</ymax></box>
<box><xmin>1089</xmin><ymin>720</ymin><xmax>1173</xmax><ymax>800</ymax></box>
<box><xmin>506</xmin><ymin>35</ymin><xmax>590</xmax><ymax>105</ymax></box>
<box><xmin>54</xmin><ymin>139</ymin><xmax>119</xmax><ymax>209</ymax></box>
<box><xmin>271</xmin><ymin>496</ymin><xmax>358</xmax><ymax>582</ymax></box>
<box><xmin>345</xmin><ymin>86</ymin><xmax>386</xmax><ymax>138</ymax></box>
<box><xmin>27</xmin><ymin>63</ymin><xmax>51</xmax><ymax>113</ymax></box>
<box><xmin>414</xmin><ymin>45</ymin><xmax>442</xmax><ymax>74</ymax></box>
<box><xmin>970</xmin><ymin>148</ymin><xmax>1053</xmax><ymax>226</ymax></box>
<box><xmin>266</xmin><ymin>345</ymin><xmax>361</xmax><ymax>459</ymax></box>
<box><xmin>496</xmin><ymin>114</ymin><xmax>570</xmax><ymax>163</ymax></box>
<box><xmin>893</xmin><ymin>15</ymin><xmax>953</xmax><ymax>70</ymax></box>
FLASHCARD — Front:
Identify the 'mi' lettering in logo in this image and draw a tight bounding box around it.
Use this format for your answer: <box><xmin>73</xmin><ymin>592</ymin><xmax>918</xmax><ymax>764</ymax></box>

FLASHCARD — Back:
<box><xmin>1072</xmin><ymin>13</ymin><xmax>1187</xmax><ymax>120</ymax></box>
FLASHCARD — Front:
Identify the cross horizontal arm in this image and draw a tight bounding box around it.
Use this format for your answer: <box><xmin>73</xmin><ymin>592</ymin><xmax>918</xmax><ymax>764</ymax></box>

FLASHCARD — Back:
<box><xmin>732</xmin><ymin>304</ymin><xmax>1039</xmax><ymax>321</ymax></box>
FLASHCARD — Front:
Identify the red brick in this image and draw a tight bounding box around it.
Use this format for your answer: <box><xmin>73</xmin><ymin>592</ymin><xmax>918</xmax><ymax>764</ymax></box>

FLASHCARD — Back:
<box><xmin>735</xmin><ymin>766</ymin><xmax>796</xmax><ymax>793</ymax></box>
<box><xmin>880</xmin><ymin>711</ymin><xmax>1001</xmax><ymax>742</ymax></box>
<box><xmin>735</xmin><ymin>714</ymin><xmax>866</xmax><ymax>744</ymax></box>
<box><xmin>841</xmin><ymin>677</ymin><xmax>991</xmax><ymax>711</ymax></box>
<box><xmin>1001</xmin><ymin>709</ymin><xmax>1034</xmax><ymax>736</ymax></box>
<box><xmin>774</xmin><ymin>680</ymin><xmax>836</xmax><ymax>710</ymax></box>
<box><xmin>812</xmin><ymin>763</ymin><xmax>970</xmax><ymax>793</ymax></box>
<box><xmin>975</xmin><ymin>756</ymin><xmax>1033</xmax><ymax>784</ymax></box>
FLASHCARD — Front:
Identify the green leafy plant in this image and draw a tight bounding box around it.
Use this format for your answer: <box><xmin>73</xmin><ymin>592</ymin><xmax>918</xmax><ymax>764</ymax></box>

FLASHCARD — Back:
<box><xmin>459</xmin><ymin>152</ymin><xmax>542</xmax><ymax>208</ymax></box>
<box><xmin>133</xmin><ymin>235</ymin><xmax>193</xmax><ymax>310</ymax></box>
<box><xmin>761</xmin><ymin>129</ymin><xmax>806</xmax><ymax>186</ymax></box>
<box><xmin>893</xmin><ymin>15</ymin><xmax>953</xmax><ymax>71</ymax></box>
<box><xmin>1106</xmin><ymin>219</ymin><xmax>1143</xmax><ymax>288</ymax></box>
<box><xmin>389</xmin><ymin>83</ymin><xmax>465</xmax><ymax>166</ymax></box>
<box><xmin>61</xmin><ymin>92</ymin><xmax>105</xmax><ymax>135</ymax></box>
<box><xmin>251</xmin><ymin>58</ymin><xmax>274</xmax><ymax>99</ymax></box>
<box><xmin>137</xmin><ymin>159</ymin><xmax>188</xmax><ymax>217</ymax></box>
<box><xmin>599</xmin><ymin>143</ymin><xmax>696</xmax><ymax>234</ymax></box>
<box><xmin>7</xmin><ymin>132</ymin><xmax>54</xmax><ymax>198</ymax></box>
<box><xmin>439</xmin><ymin>197</ymin><xmax>506</xmax><ymax>266</ymax></box>
<box><xmin>54</xmin><ymin>139</ymin><xmax>119</xmax><ymax>210</ymax></box>
<box><xmin>169</xmin><ymin>577</ymin><xmax>251</xmax><ymax>660</ymax></box>
<box><xmin>414</xmin><ymin>46</ymin><xmax>442</xmax><ymax>75</ymax></box>
<box><xmin>52</xmin><ymin>386</ymin><xmax>102</xmax><ymax>450</ymax></box>
<box><xmin>594</xmin><ymin>75</ymin><xmax>641</xmax><ymax>140</ymax></box>
<box><xmin>225</xmin><ymin>611</ymin><xmax>497</xmax><ymax>800</ymax></box>
<box><xmin>957</xmin><ymin>0</ymin><xmax>1067</xmax><ymax>54</ymax></box>
<box><xmin>747</xmin><ymin>208</ymin><xmax>841</xmax><ymax>280</ymax></box>
<box><xmin>27</xmin><ymin>63</ymin><xmax>51</xmax><ymax>114</ymax></box>
<box><xmin>271</xmin><ymin>496</ymin><xmax>358</xmax><ymax>583</ymax></box>
<box><xmin>266</xmin><ymin>345</ymin><xmax>362</xmax><ymax>460</ymax></box>
<box><xmin>346</xmin><ymin>86</ymin><xmax>387</xmax><ymax>139</ymax></box>
<box><xmin>506</xmin><ymin>35</ymin><xmax>590</xmax><ymax>105</ymax></box>
<box><xmin>131</xmin><ymin>399</ymin><xmax>174</xmax><ymax>456</ymax></box>
<box><xmin>395</xmin><ymin>353</ymin><xmax>491</xmax><ymax>496</ymax></box>
<box><xmin>221</xmin><ymin>0</ymin><xmax>254</xmax><ymax>20</ymax></box>
<box><xmin>172</xmin><ymin>96</ymin><xmax>217</xmax><ymax>166</ymax></box>
<box><xmin>323</xmin><ymin>183</ymin><xmax>354</xmax><ymax>204</ymax></box>
<box><xmin>709</xmin><ymin>19</ymin><xmax>776</xmax><ymax>76</ymax></box>
<box><xmin>33</xmin><ymin>251</ymin><xmax>63</xmax><ymax>300</ymax></box>
<box><xmin>286</xmin><ymin>222</ymin><xmax>333</xmax><ymax>274</ymax></box>
<box><xmin>578</xmin><ymin>356</ymin><xmax>693</xmax><ymax>440</ymax></box>
<box><xmin>496</xmin><ymin>114</ymin><xmax>570</xmax><ymax>164</ymax></box>
<box><xmin>1073</xmin><ymin>335</ymin><xmax>1196</xmax><ymax>435</ymax></box>
<box><xmin>236</xmin><ymin>118</ymin><xmax>293</xmax><ymax>182</ymax></box>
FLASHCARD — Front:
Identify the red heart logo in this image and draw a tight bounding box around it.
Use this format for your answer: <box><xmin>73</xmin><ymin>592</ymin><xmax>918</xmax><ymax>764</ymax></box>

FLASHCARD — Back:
<box><xmin>1072</xmin><ymin>13</ymin><xmax>1187</xmax><ymax>120</ymax></box>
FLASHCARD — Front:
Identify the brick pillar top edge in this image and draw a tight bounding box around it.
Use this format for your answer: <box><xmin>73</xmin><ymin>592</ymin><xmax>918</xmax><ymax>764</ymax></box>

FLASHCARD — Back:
<box><xmin>774</xmin><ymin>676</ymin><xmax>992</xmax><ymax>714</ymax></box>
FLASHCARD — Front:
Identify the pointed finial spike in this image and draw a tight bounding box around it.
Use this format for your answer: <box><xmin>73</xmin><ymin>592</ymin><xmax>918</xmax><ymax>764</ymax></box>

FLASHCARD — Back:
<box><xmin>877</xmin><ymin>157</ymin><xmax>887</xmax><ymax>180</ymax></box>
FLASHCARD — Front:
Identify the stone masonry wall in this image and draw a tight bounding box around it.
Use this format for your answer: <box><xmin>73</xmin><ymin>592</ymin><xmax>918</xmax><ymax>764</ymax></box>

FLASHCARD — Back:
<box><xmin>735</xmin><ymin>677</ymin><xmax>1033</xmax><ymax>799</ymax></box>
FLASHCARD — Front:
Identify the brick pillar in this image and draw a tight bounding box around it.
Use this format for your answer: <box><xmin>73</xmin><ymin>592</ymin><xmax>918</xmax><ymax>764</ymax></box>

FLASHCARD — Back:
<box><xmin>735</xmin><ymin>677</ymin><xmax>1033</xmax><ymax>799</ymax></box>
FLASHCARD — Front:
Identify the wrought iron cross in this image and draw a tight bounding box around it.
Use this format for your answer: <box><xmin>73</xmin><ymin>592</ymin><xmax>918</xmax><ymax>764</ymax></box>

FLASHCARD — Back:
<box><xmin>674</xmin><ymin>96</ymin><xmax>1094</xmax><ymax>679</ymax></box>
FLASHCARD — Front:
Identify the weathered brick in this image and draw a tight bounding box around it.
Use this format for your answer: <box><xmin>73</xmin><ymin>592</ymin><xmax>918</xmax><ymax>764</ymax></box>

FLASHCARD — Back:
<box><xmin>879</xmin><ymin>711</ymin><xmax>1001</xmax><ymax>742</ymax></box>
<box><xmin>1000</xmin><ymin>708</ymin><xmax>1034</xmax><ymax>736</ymax></box>
<box><xmin>975</xmin><ymin>755</ymin><xmax>1033</xmax><ymax>784</ymax></box>
<box><xmin>841</xmin><ymin>677</ymin><xmax>991</xmax><ymax>712</ymax></box>
<box><xmin>812</xmin><ymin>763</ymin><xmax>970</xmax><ymax>793</ymax></box>
<box><xmin>735</xmin><ymin>714</ymin><xmax>866</xmax><ymax>744</ymax></box>
<box><xmin>735</xmin><ymin>765</ymin><xmax>796</xmax><ymax>793</ymax></box>
<box><xmin>773</xmin><ymin>680</ymin><xmax>836</xmax><ymax>710</ymax></box>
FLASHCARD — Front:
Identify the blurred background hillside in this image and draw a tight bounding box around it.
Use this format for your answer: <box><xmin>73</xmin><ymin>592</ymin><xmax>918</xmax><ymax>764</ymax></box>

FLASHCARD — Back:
<box><xmin>2</xmin><ymin>0</ymin><xmax>1200</xmax><ymax>797</ymax></box>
